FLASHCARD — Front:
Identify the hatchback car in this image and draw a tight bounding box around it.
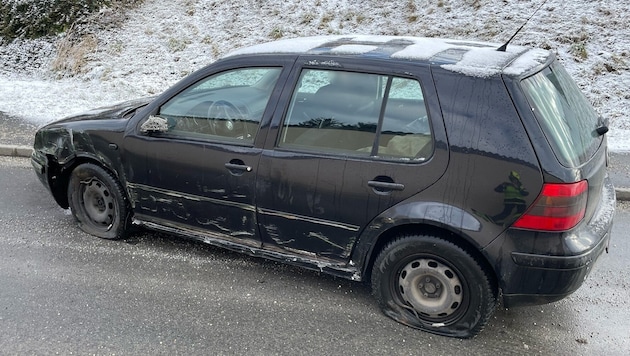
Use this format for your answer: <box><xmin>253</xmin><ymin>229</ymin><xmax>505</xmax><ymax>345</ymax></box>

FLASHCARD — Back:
<box><xmin>31</xmin><ymin>35</ymin><xmax>615</xmax><ymax>338</ymax></box>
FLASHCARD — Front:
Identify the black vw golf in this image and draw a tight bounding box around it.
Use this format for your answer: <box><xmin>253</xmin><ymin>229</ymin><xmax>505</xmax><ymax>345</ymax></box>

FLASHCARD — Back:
<box><xmin>31</xmin><ymin>35</ymin><xmax>615</xmax><ymax>338</ymax></box>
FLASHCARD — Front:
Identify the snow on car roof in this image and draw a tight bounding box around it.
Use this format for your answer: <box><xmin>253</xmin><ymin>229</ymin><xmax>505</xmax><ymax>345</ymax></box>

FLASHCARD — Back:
<box><xmin>503</xmin><ymin>48</ymin><xmax>552</xmax><ymax>76</ymax></box>
<box><xmin>224</xmin><ymin>35</ymin><xmax>551</xmax><ymax>78</ymax></box>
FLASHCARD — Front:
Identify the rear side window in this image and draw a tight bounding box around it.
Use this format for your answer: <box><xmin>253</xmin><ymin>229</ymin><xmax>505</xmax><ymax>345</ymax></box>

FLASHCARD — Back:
<box><xmin>279</xmin><ymin>69</ymin><xmax>432</xmax><ymax>161</ymax></box>
<box><xmin>521</xmin><ymin>62</ymin><xmax>601</xmax><ymax>167</ymax></box>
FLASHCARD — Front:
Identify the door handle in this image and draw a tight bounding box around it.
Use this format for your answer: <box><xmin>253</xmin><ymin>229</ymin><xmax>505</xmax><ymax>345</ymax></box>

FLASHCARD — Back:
<box><xmin>225</xmin><ymin>162</ymin><xmax>252</xmax><ymax>172</ymax></box>
<box><xmin>225</xmin><ymin>161</ymin><xmax>252</xmax><ymax>175</ymax></box>
<box><xmin>368</xmin><ymin>180</ymin><xmax>405</xmax><ymax>192</ymax></box>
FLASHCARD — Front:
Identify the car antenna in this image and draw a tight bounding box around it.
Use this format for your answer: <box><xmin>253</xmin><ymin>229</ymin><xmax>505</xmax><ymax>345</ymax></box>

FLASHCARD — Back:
<box><xmin>497</xmin><ymin>0</ymin><xmax>549</xmax><ymax>52</ymax></box>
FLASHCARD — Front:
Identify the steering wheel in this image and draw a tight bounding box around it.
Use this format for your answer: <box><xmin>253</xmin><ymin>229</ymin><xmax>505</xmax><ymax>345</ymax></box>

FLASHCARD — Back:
<box><xmin>207</xmin><ymin>100</ymin><xmax>251</xmax><ymax>138</ymax></box>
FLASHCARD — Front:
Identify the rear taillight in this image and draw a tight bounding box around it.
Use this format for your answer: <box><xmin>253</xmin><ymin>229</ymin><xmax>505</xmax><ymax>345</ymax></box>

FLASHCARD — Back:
<box><xmin>511</xmin><ymin>181</ymin><xmax>588</xmax><ymax>231</ymax></box>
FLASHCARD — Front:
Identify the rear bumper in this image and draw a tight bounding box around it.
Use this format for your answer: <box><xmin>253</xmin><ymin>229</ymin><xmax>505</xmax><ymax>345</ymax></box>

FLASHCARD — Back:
<box><xmin>484</xmin><ymin>176</ymin><xmax>616</xmax><ymax>308</ymax></box>
<box><xmin>501</xmin><ymin>229</ymin><xmax>610</xmax><ymax>307</ymax></box>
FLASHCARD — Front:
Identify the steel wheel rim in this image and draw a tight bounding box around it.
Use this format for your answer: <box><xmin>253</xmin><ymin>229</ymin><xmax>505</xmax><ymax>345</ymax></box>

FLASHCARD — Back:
<box><xmin>398</xmin><ymin>258</ymin><xmax>464</xmax><ymax>320</ymax></box>
<box><xmin>80</xmin><ymin>178</ymin><xmax>115</xmax><ymax>230</ymax></box>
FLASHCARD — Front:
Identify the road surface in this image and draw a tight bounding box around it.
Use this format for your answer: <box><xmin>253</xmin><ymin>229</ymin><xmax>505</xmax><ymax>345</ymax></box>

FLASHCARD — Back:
<box><xmin>0</xmin><ymin>156</ymin><xmax>628</xmax><ymax>355</ymax></box>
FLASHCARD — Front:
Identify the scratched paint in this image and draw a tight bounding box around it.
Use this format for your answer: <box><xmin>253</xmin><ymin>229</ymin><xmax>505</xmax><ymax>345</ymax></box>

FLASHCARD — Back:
<box><xmin>129</xmin><ymin>183</ymin><xmax>258</xmax><ymax>243</ymax></box>
<box><xmin>133</xmin><ymin>218</ymin><xmax>362</xmax><ymax>281</ymax></box>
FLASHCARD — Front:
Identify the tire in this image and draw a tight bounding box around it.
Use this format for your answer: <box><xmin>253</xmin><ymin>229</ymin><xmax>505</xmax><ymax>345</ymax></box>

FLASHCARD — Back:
<box><xmin>371</xmin><ymin>234</ymin><xmax>496</xmax><ymax>338</ymax></box>
<box><xmin>67</xmin><ymin>163</ymin><xmax>130</xmax><ymax>240</ymax></box>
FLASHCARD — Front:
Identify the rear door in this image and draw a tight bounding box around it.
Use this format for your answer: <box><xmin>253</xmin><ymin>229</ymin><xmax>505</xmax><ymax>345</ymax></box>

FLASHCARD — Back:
<box><xmin>256</xmin><ymin>57</ymin><xmax>449</xmax><ymax>261</ymax></box>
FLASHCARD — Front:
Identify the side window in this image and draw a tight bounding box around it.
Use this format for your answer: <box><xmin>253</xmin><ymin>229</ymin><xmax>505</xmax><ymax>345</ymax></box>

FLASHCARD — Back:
<box><xmin>157</xmin><ymin>67</ymin><xmax>281</xmax><ymax>142</ymax></box>
<box><xmin>377</xmin><ymin>77</ymin><xmax>433</xmax><ymax>159</ymax></box>
<box><xmin>279</xmin><ymin>69</ymin><xmax>432</xmax><ymax>160</ymax></box>
<box><xmin>279</xmin><ymin>69</ymin><xmax>383</xmax><ymax>154</ymax></box>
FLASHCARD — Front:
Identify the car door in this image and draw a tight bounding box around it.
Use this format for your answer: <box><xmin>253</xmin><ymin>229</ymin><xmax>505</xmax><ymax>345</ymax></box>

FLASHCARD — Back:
<box><xmin>123</xmin><ymin>58</ymin><xmax>292</xmax><ymax>247</ymax></box>
<box><xmin>256</xmin><ymin>57</ymin><xmax>449</xmax><ymax>261</ymax></box>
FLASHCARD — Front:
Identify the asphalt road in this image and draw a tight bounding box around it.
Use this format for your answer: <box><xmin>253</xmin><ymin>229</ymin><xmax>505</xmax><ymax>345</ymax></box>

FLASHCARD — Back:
<box><xmin>1</xmin><ymin>156</ymin><xmax>628</xmax><ymax>355</ymax></box>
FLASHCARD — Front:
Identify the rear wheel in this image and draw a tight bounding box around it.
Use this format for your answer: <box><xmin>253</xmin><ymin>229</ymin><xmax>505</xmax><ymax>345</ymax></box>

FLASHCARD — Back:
<box><xmin>67</xmin><ymin>163</ymin><xmax>130</xmax><ymax>239</ymax></box>
<box><xmin>371</xmin><ymin>234</ymin><xmax>496</xmax><ymax>338</ymax></box>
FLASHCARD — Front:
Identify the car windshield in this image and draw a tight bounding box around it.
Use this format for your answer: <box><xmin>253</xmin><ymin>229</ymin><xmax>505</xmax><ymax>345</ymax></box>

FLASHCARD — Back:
<box><xmin>521</xmin><ymin>62</ymin><xmax>601</xmax><ymax>167</ymax></box>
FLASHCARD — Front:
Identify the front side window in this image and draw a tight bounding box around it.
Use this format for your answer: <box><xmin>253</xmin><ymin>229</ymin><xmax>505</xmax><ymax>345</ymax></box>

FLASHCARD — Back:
<box><xmin>279</xmin><ymin>69</ymin><xmax>432</xmax><ymax>160</ymax></box>
<box><xmin>157</xmin><ymin>67</ymin><xmax>281</xmax><ymax>142</ymax></box>
<box><xmin>521</xmin><ymin>62</ymin><xmax>601</xmax><ymax>167</ymax></box>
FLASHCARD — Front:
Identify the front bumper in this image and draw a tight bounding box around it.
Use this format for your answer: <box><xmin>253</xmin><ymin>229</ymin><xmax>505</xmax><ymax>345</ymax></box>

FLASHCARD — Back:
<box><xmin>484</xmin><ymin>177</ymin><xmax>616</xmax><ymax>308</ymax></box>
<box><xmin>31</xmin><ymin>150</ymin><xmax>49</xmax><ymax>190</ymax></box>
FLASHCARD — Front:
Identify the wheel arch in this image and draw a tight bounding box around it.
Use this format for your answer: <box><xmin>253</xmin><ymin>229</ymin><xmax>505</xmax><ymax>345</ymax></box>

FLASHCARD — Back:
<box><xmin>47</xmin><ymin>153</ymin><xmax>123</xmax><ymax>209</ymax></box>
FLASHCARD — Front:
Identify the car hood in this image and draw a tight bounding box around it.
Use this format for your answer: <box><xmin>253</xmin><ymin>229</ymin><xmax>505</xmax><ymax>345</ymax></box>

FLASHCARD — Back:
<box><xmin>54</xmin><ymin>97</ymin><xmax>155</xmax><ymax>124</ymax></box>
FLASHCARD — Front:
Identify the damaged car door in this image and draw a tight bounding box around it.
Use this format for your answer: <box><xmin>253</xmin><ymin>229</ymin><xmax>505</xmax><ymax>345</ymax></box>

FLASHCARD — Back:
<box><xmin>256</xmin><ymin>59</ymin><xmax>448</xmax><ymax>262</ymax></box>
<box><xmin>123</xmin><ymin>64</ymin><xmax>287</xmax><ymax>247</ymax></box>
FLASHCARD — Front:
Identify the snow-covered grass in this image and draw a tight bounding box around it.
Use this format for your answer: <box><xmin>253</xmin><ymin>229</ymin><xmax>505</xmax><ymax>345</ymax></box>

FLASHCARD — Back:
<box><xmin>0</xmin><ymin>0</ymin><xmax>628</xmax><ymax>150</ymax></box>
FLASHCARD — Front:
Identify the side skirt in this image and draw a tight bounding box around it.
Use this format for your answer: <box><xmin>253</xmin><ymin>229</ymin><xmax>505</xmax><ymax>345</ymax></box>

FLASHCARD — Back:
<box><xmin>132</xmin><ymin>217</ymin><xmax>363</xmax><ymax>282</ymax></box>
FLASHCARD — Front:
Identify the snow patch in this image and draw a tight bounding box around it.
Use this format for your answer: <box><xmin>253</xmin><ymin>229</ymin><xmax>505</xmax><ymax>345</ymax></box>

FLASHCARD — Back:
<box><xmin>390</xmin><ymin>38</ymin><xmax>455</xmax><ymax>61</ymax></box>
<box><xmin>504</xmin><ymin>48</ymin><xmax>551</xmax><ymax>76</ymax></box>
<box><xmin>442</xmin><ymin>48</ymin><xmax>527</xmax><ymax>78</ymax></box>
<box><xmin>140</xmin><ymin>115</ymin><xmax>169</xmax><ymax>133</ymax></box>
<box><xmin>225</xmin><ymin>36</ymin><xmax>345</xmax><ymax>57</ymax></box>
<box><xmin>0</xmin><ymin>74</ymin><xmax>143</xmax><ymax>124</ymax></box>
<box><xmin>607</xmin><ymin>129</ymin><xmax>630</xmax><ymax>152</ymax></box>
<box><xmin>329</xmin><ymin>44</ymin><xmax>378</xmax><ymax>55</ymax></box>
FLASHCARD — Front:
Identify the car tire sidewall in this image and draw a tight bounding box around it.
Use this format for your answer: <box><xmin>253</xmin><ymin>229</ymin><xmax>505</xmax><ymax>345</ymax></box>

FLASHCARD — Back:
<box><xmin>371</xmin><ymin>235</ymin><xmax>496</xmax><ymax>338</ymax></box>
<box><xmin>67</xmin><ymin>163</ymin><xmax>129</xmax><ymax>240</ymax></box>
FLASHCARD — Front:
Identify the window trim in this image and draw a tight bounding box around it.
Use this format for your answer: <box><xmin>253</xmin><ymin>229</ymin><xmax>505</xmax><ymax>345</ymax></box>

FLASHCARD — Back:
<box><xmin>371</xmin><ymin>76</ymin><xmax>394</xmax><ymax>156</ymax></box>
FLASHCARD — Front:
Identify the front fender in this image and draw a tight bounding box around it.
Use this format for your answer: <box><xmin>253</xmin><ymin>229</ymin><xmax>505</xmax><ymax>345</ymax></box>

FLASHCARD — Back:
<box><xmin>33</xmin><ymin>127</ymin><xmax>76</xmax><ymax>165</ymax></box>
<box><xmin>33</xmin><ymin>125</ymin><xmax>123</xmax><ymax>208</ymax></box>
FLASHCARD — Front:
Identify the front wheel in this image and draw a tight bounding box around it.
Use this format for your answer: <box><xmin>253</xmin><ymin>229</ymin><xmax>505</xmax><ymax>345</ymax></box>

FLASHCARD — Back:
<box><xmin>67</xmin><ymin>163</ymin><xmax>130</xmax><ymax>239</ymax></box>
<box><xmin>371</xmin><ymin>234</ymin><xmax>497</xmax><ymax>338</ymax></box>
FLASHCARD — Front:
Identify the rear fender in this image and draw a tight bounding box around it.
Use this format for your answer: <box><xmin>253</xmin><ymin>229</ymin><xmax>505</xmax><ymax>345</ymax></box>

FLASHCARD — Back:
<box><xmin>352</xmin><ymin>201</ymin><xmax>483</xmax><ymax>278</ymax></box>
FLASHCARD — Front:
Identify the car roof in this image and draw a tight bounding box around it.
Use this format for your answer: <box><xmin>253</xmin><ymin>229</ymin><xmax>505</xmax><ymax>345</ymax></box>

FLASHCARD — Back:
<box><xmin>224</xmin><ymin>35</ymin><xmax>552</xmax><ymax>78</ymax></box>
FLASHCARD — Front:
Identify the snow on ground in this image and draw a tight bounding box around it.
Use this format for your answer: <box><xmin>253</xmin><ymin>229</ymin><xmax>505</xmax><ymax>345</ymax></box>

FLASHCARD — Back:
<box><xmin>0</xmin><ymin>0</ymin><xmax>629</xmax><ymax>150</ymax></box>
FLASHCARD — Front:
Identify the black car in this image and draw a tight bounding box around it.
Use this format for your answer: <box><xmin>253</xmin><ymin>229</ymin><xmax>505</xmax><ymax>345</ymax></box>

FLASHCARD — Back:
<box><xmin>31</xmin><ymin>35</ymin><xmax>616</xmax><ymax>338</ymax></box>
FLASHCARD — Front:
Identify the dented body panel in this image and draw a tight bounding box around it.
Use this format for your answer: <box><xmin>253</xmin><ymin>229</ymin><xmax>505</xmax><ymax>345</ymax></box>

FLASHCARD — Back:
<box><xmin>124</xmin><ymin>138</ymin><xmax>263</xmax><ymax>247</ymax></box>
<box><xmin>31</xmin><ymin>101</ymin><xmax>149</xmax><ymax>207</ymax></box>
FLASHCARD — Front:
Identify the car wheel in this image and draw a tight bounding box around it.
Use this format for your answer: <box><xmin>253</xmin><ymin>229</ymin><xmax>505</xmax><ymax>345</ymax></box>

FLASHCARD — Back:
<box><xmin>371</xmin><ymin>234</ymin><xmax>496</xmax><ymax>338</ymax></box>
<box><xmin>67</xmin><ymin>163</ymin><xmax>130</xmax><ymax>240</ymax></box>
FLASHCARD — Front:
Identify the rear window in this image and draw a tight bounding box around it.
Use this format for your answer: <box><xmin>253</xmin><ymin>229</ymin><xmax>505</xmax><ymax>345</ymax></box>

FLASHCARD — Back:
<box><xmin>521</xmin><ymin>62</ymin><xmax>601</xmax><ymax>167</ymax></box>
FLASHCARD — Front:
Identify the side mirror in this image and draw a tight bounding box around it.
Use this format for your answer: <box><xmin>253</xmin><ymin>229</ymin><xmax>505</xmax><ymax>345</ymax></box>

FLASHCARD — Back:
<box><xmin>140</xmin><ymin>115</ymin><xmax>169</xmax><ymax>134</ymax></box>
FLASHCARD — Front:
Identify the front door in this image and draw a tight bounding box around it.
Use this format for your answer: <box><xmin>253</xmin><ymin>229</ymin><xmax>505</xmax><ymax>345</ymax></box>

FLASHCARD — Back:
<box><xmin>256</xmin><ymin>59</ymin><xmax>448</xmax><ymax>261</ymax></box>
<box><xmin>124</xmin><ymin>65</ymin><xmax>286</xmax><ymax>247</ymax></box>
